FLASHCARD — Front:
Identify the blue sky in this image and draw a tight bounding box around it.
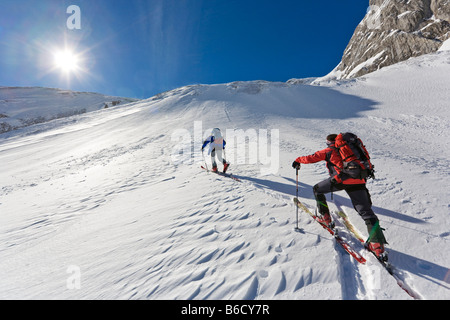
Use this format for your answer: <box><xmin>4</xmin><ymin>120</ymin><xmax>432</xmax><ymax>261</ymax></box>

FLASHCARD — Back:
<box><xmin>0</xmin><ymin>0</ymin><xmax>368</xmax><ymax>99</ymax></box>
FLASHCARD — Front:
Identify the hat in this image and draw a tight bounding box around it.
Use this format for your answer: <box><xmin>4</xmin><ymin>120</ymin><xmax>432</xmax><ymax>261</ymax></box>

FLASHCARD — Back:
<box><xmin>211</xmin><ymin>128</ymin><xmax>222</xmax><ymax>138</ymax></box>
<box><xmin>326</xmin><ymin>134</ymin><xmax>337</xmax><ymax>142</ymax></box>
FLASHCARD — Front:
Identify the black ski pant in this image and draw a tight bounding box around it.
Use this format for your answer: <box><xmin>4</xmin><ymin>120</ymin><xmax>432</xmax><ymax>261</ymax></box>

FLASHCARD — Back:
<box><xmin>313</xmin><ymin>177</ymin><xmax>377</xmax><ymax>222</ymax></box>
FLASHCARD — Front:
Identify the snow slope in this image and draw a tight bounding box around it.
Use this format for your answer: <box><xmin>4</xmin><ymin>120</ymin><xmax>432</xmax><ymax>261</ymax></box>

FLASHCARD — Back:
<box><xmin>0</xmin><ymin>50</ymin><xmax>449</xmax><ymax>300</ymax></box>
<box><xmin>0</xmin><ymin>86</ymin><xmax>139</xmax><ymax>134</ymax></box>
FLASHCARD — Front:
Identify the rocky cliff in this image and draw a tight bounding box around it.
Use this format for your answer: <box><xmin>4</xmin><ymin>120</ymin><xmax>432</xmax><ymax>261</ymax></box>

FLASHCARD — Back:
<box><xmin>325</xmin><ymin>0</ymin><xmax>450</xmax><ymax>80</ymax></box>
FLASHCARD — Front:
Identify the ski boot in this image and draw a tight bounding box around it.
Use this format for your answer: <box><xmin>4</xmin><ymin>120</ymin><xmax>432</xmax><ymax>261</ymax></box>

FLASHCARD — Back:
<box><xmin>365</xmin><ymin>218</ymin><xmax>388</xmax><ymax>261</ymax></box>
<box><xmin>223</xmin><ymin>162</ymin><xmax>230</xmax><ymax>173</ymax></box>
<box><xmin>366</xmin><ymin>242</ymin><xmax>388</xmax><ymax>262</ymax></box>
<box><xmin>315</xmin><ymin>208</ymin><xmax>335</xmax><ymax>229</ymax></box>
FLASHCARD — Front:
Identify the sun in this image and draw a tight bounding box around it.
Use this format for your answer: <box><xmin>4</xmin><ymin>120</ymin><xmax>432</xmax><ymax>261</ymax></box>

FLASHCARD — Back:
<box><xmin>53</xmin><ymin>49</ymin><xmax>79</xmax><ymax>73</ymax></box>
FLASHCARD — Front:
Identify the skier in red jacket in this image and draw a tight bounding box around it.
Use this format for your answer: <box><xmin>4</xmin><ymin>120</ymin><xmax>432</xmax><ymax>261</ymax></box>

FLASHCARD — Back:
<box><xmin>292</xmin><ymin>134</ymin><xmax>387</xmax><ymax>258</ymax></box>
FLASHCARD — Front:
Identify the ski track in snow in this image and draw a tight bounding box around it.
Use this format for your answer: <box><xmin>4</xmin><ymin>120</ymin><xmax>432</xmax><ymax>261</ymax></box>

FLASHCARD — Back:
<box><xmin>1</xmin><ymin>51</ymin><xmax>450</xmax><ymax>300</ymax></box>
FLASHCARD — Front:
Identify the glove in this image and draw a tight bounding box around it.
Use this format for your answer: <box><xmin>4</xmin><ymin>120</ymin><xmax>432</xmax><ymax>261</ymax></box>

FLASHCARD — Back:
<box><xmin>331</xmin><ymin>175</ymin><xmax>342</xmax><ymax>185</ymax></box>
<box><xmin>292</xmin><ymin>161</ymin><xmax>301</xmax><ymax>169</ymax></box>
<box><xmin>367</xmin><ymin>168</ymin><xmax>375</xmax><ymax>180</ymax></box>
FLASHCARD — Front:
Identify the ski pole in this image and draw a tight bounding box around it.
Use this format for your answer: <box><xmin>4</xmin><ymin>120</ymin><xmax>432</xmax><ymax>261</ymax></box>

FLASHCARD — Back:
<box><xmin>202</xmin><ymin>149</ymin><xmax>209</xmax><ymax>172</ymax></box>
<box><xmin>295</xmin><ymin>166</ymin><xmax>301</xmax><ymax>232</ymax></box>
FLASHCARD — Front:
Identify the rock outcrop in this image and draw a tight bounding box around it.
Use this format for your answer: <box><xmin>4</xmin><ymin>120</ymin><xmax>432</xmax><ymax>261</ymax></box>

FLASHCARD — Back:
<box><xmin>326</xmin><ymin>0</ymin><xmax>450</xmax><ymax>80</ymax></box>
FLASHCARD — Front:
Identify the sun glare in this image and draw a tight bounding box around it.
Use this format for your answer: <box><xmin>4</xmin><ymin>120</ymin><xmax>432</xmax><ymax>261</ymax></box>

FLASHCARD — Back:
<box><xmin>54</xmin><ymin>50</ymin><xmax>79</xmax><ymax>73</ymax></box>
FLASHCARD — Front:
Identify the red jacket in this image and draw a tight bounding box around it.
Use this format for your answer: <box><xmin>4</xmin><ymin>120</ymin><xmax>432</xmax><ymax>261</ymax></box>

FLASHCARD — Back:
<box><xmin>296</xmin><ymin>145</ymin><xmax>365</xmax><ymax>185</ymax></box>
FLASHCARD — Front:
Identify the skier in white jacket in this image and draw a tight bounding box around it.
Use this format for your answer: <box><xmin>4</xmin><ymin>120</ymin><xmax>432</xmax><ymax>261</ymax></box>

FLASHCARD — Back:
<box><xmin>201</xmin><ymin>128</ymin><xmax>230</xmax><ymax>173</ymax></box>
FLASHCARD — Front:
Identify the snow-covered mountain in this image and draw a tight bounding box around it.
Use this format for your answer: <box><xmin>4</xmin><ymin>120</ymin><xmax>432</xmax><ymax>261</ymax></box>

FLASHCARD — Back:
<box><xmin>0</xmin><ymin>86</ymin><xmax>139</xmax><ymax>134</ymax></box>
<box><xmin>1</xmin><ymin>48</ymin><xmax>449</xmax><ymax>300</ymax></box>
<box><xmin>322</xmin><ymin>0</ymin><xmax>450</xmax><ymax>80</ymax></box>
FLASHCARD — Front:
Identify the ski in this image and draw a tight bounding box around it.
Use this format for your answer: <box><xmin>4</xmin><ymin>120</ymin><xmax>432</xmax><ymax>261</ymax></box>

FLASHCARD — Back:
<box><xmin>201</xmin><ymin>166</ymin><xmax>241</xmax><ymax>182</ymax></box>
<box><xmin>335</xmin><ymin>210</ymin><xmax>366</xmax><ymax>242</ymax></box>
<box><xmin>332</xmin><ymin>208</ymin><xmax>390</xmax><ymax>264</ymax></box>
<box><xmin>293</xmin><ymin>198</ymin><xmax>366</xmax><ymax>264</ymax></box>
<box><xmin>331</xmin><ymin>207</ymin><xmax>422</xmax><ymax>300</ymax></box>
